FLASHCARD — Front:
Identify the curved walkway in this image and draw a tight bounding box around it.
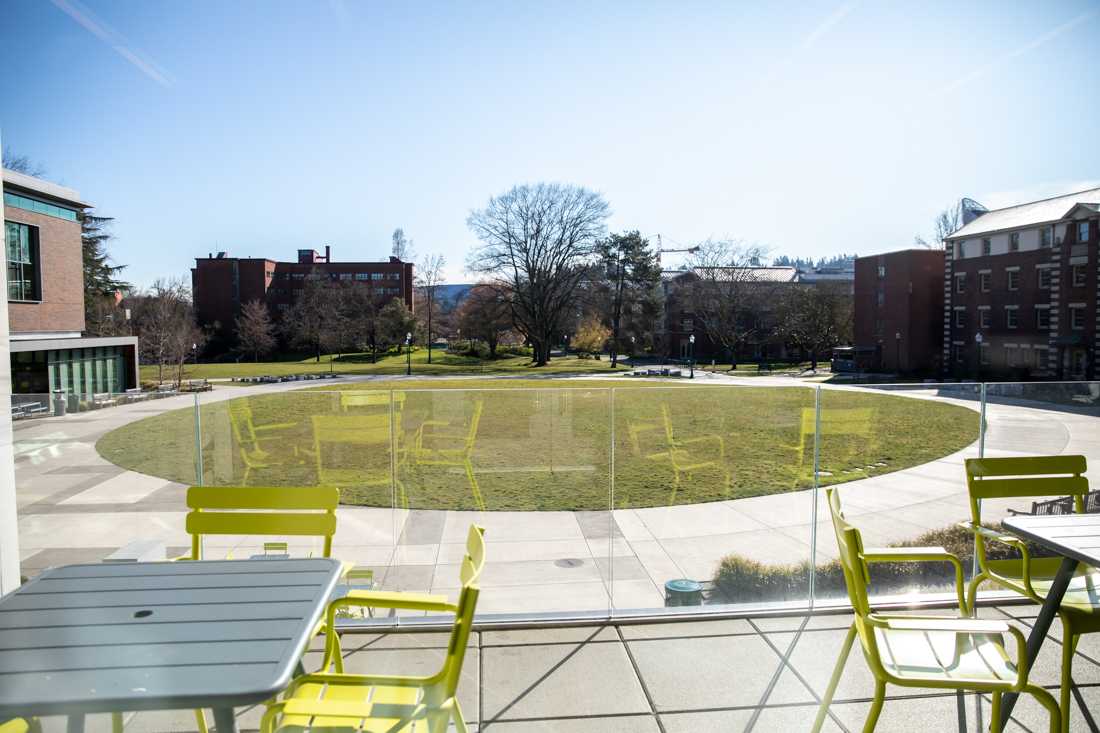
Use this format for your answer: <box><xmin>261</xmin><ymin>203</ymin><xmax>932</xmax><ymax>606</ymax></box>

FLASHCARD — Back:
<box><xmin>12</xmin><ymin>375</ymin><xmax>1099</xmax><ymax>615</ymax></box>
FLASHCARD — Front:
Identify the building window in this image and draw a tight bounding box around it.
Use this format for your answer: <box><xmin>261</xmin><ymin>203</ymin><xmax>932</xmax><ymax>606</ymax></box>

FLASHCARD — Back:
<box><xmin>1038</xmin><ymin>267</ymin><xmax>1052</xmax><ymax>290</ymax></box>
<box><xmin>355</xmin><ymin>272</ymin><xmax>370</xmax><ymax>281</ymax></box>
<box><xmin>371</xmin><ymin>273</ymin><xmax>383</xmax><ymax>281</ymax></box>
<box><xmin>5</xmin><ymin>221</ymin><xmax>40</xmax><ymax>301</ymax></box>
<box><xmin>1070</xmin><ymin>306</ymin><xmax>1085</xmax><ymax>330</ymax></box>
<box><xmin>1035</xmin><ymin>307</ymin><xmax>1050</xmax><ymax>330</ymax></box>
<box><xmin>3</xmin><ymin>191</ymin><xmax>79</xmax><ymax>221</ymax></box>
<box><xmin>1072</xmin><ymin>265</ymin><xmax>1087</xmax><ymax>287</ymax></box>
<box><xmin>982</xmin><ymin>238</ymin><xmax>991</xmax><ymax>256</ymax></box>
<box><xmin>1079</xmin><ymin>221</ymin><xmax>1090</xmax><ymax>243</ymax></box>
<box><xmin>339</xmin><ymin>273</ymin><xmax>353</xmax><ymax>281</ymax></box>
<box><xmin>979</xmin><ymin>272</ymin><xmax>991</xmax><ymax>292</ymax></box>
<box><xmin>1006</xmin><ymin>307</ymin><xmax>1018</xmax><ymax>329</ymax></box>
<box><xmin>876</xmin><ymin>291</ymin><xmax>885</xmax><ymax>306</ymax></box>
<box><xmin>291</xmin><ymin>272</ymin><xmax>304</xmax><ymax>280</ymax></box>
<box><xmin>877</xmin><ymin>265</ymin><xmax>885</xmax><ymax>278</ymax></box>
<box><xmin>386</xmin><ymin>273</ymin><xmax>401</xmax><ymax>280</ymax></box>
<box><xmin>276</xmin><ymin>303</ymin><xmax>289</xmax><ymax>311</ymax></box>
<box><xmin>955</xmin><ymin>273</ymin><xmax>966</xmax><ymax>293</ymax></box>
<box><xmin>980</xmin><ymin>343</ymin><xmax>990</xmax><ymax>365</ymax></box>
<box><xmin>979</xmin><ymin>309</ymin><xmax>991</xmax><ymax>329</ymax></box>
<box><xmin>955</xmin><ymin>241</ymin><xmax>965</xmax><ymax>259</ymax></box>
<box><xmin>1009</xmin><ymin>232</ymin><xmax>1019</xmax><ymax>252</ymax></box>
<box><xmin>1007</xmin><ymin>269</ymin><xmax>1020</xmax><ymax>290</ymax></box>
<box><xmin>954</xmin><ymin>309</ymin><xmax>966</xmax><ymax>328</ymax></box>
<box><xmin>1040</xmin><ymin>227</ymin><xmax>1052</xmax><ymax>248</ymax></box>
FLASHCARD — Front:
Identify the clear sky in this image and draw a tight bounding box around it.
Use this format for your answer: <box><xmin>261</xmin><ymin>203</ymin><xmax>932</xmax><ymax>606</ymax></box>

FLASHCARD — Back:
<box><xmin>2</xmin><ymin>0</ymin><xmax>1098</xmax><ymax>288</ymax></box>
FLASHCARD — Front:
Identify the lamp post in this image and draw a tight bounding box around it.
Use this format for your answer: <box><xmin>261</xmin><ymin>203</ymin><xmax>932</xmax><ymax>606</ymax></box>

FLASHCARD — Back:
<box><xmin>894</xmin><ymin>332</ymin><xmax>902</xmax><ymax>374</ymax></box>
<box><xmin>688</xmin><ymin>334</ymin><xmax>695</xmax><ymax>379</ymax></box>
<box><xmin>563</xmin><ymin>334</ymin><xmax>569</xmax><ymax>355</ymax></box>
<box><xmin>405</xmin><ymin>332</ymin><xmax>412</xmax><ymax>376</ymax></box>
<box><xmin>630</xmin><ymin>335</ymin><xmax>636</xmax><ymax>363</ymax></box>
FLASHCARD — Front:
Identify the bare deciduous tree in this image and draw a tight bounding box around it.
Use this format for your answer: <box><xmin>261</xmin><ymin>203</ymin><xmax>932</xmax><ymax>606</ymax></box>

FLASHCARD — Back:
<box><xmin>377</xmin><ymin>297</ymin><xmax>417</xmax><ymax>351</ymax></box>
<box><xmin>282</xmin><ymin>272</ymin><xmax>344</xmax><ymax>361</ymax></box>
<box><xmin>130</xmin><ymin>278</ymin><xmax>203</xmax><ymax>386</ymax></box>
<box><xmin>2</xmin><ymin>147</ymin><xmax>45</xmax><ymax>176</ymax></box>
<box><xmin>915</xmin><ymin>202</ymin><xmax>964</xmax><ymax>249</ymax></box>
<box><xmin>416</xmin><ymin>253</ymin><xmax>446</xmax><ymax>364</ymax></box>
<box><xmin>775</xmin><ymin>281</ymin><xmax>853</xmax><ymax>371</ymax></box>
<box><xmin>467</xmin><ymin>183</ymin><xmax>610</xmax><ymax>366</ymax></box>
<box><xmin>456</xmin><ymin>283</ymin><xmax>513</xmax><ymax>357</ymax></box>
<box><xmin>235</xmin><ymin>300</ymin><xmax>277</xmax><ymax>362</ymax></box>
<box><xmin>391</xmin><ymin>228</ymin><xmax>414</xmax><ymax>261</ymax></box>
<box><xmin>683</xmin><ymin>239</ymin><xmax>771</xmax><ymax>369</ymax></box>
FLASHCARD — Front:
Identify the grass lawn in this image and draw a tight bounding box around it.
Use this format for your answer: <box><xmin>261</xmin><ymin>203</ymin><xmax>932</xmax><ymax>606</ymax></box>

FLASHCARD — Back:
<box><xmin>140</xmin><ymin>350</ymin><xmax>630</xmax><ymax>383</ymax></box>
<box><xmin>97</xmin><ymin>380</ymin><xmax>979</xmax><ymax>511</ymax></box>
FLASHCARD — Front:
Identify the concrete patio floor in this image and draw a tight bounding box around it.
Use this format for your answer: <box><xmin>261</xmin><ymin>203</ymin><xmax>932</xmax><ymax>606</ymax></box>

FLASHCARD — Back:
<box><xmin>27</xmin><ymin>605</ymin><xmax>1100</xmax><ymax>732</ymax></box>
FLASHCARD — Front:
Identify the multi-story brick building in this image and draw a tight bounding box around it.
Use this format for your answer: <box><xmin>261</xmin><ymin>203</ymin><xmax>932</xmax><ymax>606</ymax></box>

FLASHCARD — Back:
<box><xmin>192</xmin><ymin>247</ymin><xmax>414</xmax><ymax>344</ymax></box>
<box><xmin>853</xmin><ymin>249</ymin><xmax>944</xmax><ymax>374</ymax></box>
<box><xmin>943</xmin><ymin>187</ymin><xmax>1099</xmax><ymax>380</ymax></box>
<box><xmin>3</xmin><ymin>168</ymin><xmax>139</xmax><ymax>398</ymax></box>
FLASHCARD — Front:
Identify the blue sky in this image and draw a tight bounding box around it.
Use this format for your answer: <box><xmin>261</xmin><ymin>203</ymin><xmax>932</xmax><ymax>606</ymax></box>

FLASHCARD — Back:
<box><xmin>2</xmin><ymin>0</ymin><xmax>1098</xmax><ymax>288</ymax></box>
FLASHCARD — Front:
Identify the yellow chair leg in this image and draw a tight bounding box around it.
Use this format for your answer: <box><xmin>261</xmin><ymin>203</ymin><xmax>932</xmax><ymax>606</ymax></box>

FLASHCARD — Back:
<box><xmin>965</xmin><ymin>573</ymin><xmax>985</xmax><ymax>617</ymax></box>
<box><xmin>194</xmin><ymin>709</ymin><xmax>209</xmax><ymax>733</ymax></box>
<box><xmin>812</xmin><ymin>622</ymin><xmax>857</xmax><ymax>733</ymax></box>
<box><xmin>111</xmin><ymin>712</ymin><xmax>123</xmax><ymax>733</ymax></box>
<box><xmin>862</xmin><ymin>680</ymin><xmax>885</xmax><ymax>733</ymax></box>
<box><xmin>990</xmin><ymin>691</ymin><xmax>1003</xmax><ymax>733</ymax></box>
<box><xmin>1025</xmin><ymin>683</ymin><xmax>1062</xmax><ymax>733</ymax></box>
<box><xmin>1059</xmin><ymin>628</ymin><xmax>1076</xmax><ymax>733</ymax></box>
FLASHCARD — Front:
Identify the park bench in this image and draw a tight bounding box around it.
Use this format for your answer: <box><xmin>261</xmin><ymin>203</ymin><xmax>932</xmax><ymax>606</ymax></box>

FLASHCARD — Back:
<box><xmin>10</xmin><ymin>405</ymin><xmax>25</xmax><ymax>420</ymax></box>
<box><xmin>123</xmin><ymin>387</ymin><xmax>150</xmax><ymax>402</ymax></box>
<box><xmin>156</xmin><ymin>382</ymin><xmax>178</xmax><ymax>394</ymax></box>
<box><xmin>92</xmin><ymin>392</ymin><xmax>117</xmax><ymax>408</ymax></box>
<box><xmin>187</xmin><ymin>378</ymin><xmax>212</xmax><ymax>392</ymax></box>
<box><xmin>13</xmin><ymin>400</ymin><xmax>49</xmax><ymax>418</ymax></box>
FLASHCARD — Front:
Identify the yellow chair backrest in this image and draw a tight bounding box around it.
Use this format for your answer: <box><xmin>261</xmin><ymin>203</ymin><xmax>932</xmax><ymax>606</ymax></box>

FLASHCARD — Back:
<box><xmin>825</xmin><ymin>488</ymin><xmax>883</xmax><ymax>662</ymax></box>
<box><xmin>799</xmin><ymin>407</ymin><xmax>874</xmax><ymax>438</ymax></box>
<box><xmin>228</xmin><ymin>401</ymin><xmax>257</xmax><ymax>445</ymax></box>
<box><xmin>965</xmin><ymin>455</ymin><xmax>1088</xmax><ymax>569</ymax></box>
<box><xmin>185</xmin><ymin>485</ymin><xmax>339</xmax><ymax>560</ymax></box>
<box><xmin>444</xmin><ymin>525</ymin><xmax>486</xmax><ymax>698</ymax></box>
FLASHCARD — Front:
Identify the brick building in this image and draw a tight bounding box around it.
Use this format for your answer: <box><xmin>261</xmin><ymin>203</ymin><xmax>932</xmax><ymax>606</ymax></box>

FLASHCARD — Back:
<box><xmin>3</xmin><ymin>168</ymin><xmax>139</xmax><ymax>398</ymax></box>
<box><xmin>192</xmin><ymin>247</ymin><xmax>414</xmax><ymax>344</ymax></box>
<box><xmin>944</xmin><ymin>187</ymin><xmax>1099</xmax><ymax>380</ymax></box>
<box><xmin>853</xmin><ymin>249</ymin><xmax>944</xmax><ymax>374</ymax></box>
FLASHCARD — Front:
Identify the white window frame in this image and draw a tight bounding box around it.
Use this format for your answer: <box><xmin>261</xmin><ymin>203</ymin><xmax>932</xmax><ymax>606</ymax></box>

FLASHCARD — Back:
<box><xmin>1009</xmin><ymin>232</ymin><xmax>1019</xmax><ymax>252</ymax></box>
<box><xmin>1035</xmin><ymin>306</ymin><xmax>1051</xmax><ymax>330</ymax></box>
<box><xmin>954</xmin><ymin>308</ymin><xmax>966</xmax><ymax>328</ymax></box>
<box><xmin>955</xmin><ymin>273</ymin><xmax>966</xmax><ymax>294</ymax></box>
<box><xmin>1005</xmin><ymin>306</ymin><xmax>1018</xmax><ymax>329</ymax></box>
<box><xmin>1072</xmin><ymin>265</ymin><xmax>1087</xmax><ymax>287</ymax></box>
<box><xmin>1007</xmin><ymin>268</ymin><xmax>1020</xmax><ymax>291</ymax></box>
<box><xmin>1069</xmin><ymin>305</ymin><xmax>1086</xmax><ymax>330</ymax></box>
<box><xmin>1079</xmin><ymin>221</ymin><xmax>1090</xmax><ymax>243</ymax></box>
<box><xmin>979</xmin><ymin>270</ymin><xmax>991</xmax><ymax>292</ymax></box>
<box><xmin>978</xmin><ymin>307</ymin><xmax>991</xmax><ymax>329</ymax></box>
<box><xmin>1038</xmin><ymin>267</ymin><xmax>1052</xmax><ymax>290</ymax></box>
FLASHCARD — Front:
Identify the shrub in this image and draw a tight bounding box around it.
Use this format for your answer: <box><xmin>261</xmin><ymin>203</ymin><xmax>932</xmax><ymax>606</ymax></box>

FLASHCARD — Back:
<box><xmin>713</xmin><ymin>522</ymin><xmax>1054</xmax><ymax>604</ymax></box>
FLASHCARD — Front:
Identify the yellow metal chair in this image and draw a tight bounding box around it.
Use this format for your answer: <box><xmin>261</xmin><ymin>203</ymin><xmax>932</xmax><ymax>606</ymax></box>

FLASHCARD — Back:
<box><xmin>412</xmin><ymin>400</ymin><xmax>485</xmax><ymax>511</ymax></box>
<box><xmin>812</xmin><ymin>488</ymin><xmax>1060</xmax><ymax>733</ymax></box>
<box><xmin>0</xmin><ymin>719</ymin><xmax>39</xmax><ymax>733</ymax></box>
<box><xmin>340</xmin><ymin>390</ymin><xmax>406</xmax><ymax>412</ymax></box>
<box><xmin>962</xmin><ymin>455</ymin><xmax>1097</xmax><ymax>732</ymax></box>
<box><xmin>261</xmin><ymin>525</ymin><xmax>486</xmax><ymax>733</ymax></box>
<box><xmin>641</xmin><ymin>403</ymin><xmax>728</xmax><ymax>503</ymax></box>
<box><xmin>312</xmin><ymin>414</ymin><xmax>407</xmax><ymax>508</ymax></box>
<box><xmin>182</xmin><ymin>485</ymin><xmax>344</xmax><ymax>733</ymax></box>
<box><xmin>228</xmin><ymin>400</ymin><xmax>303</xmax><ymax>484</ymax></box>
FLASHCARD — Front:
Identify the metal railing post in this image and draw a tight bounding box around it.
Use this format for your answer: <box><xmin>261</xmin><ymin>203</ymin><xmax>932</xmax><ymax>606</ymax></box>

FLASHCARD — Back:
<box><xmin>608</xmin><ymin>388</ymin><xmax>615</xmax><ymax>618</ymax></box>
<box><xmin>809</xmin><ymin>386</ymin><xmax>822</xmax><ymax>610</ymax></box>
<box><xmin>193</xmin><ymin>392</ymin><xmax>204</xmax><ymax>485</ymax></box>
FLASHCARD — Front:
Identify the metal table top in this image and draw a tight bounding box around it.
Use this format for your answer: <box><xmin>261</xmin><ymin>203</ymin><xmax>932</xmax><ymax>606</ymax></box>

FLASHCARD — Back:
<box><xmin>1003</xmin><ymin>513</ymin><xmax>1100</xmax><ymax>566</ymax></box>
<box><xmin>0</xmin><ymin>557</ymin><xmax>341</xmax><ymax>719</ymax></box>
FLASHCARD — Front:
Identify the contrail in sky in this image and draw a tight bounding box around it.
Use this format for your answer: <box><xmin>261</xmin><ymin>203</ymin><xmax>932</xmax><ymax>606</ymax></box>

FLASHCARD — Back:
<box><xmin>50</xmin><ymin>0</ymin><xmax>173</xmax><ymax>88</ymax></box>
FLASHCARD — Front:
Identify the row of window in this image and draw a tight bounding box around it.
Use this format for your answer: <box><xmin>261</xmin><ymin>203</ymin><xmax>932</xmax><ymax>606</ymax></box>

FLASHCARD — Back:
<box><xmin>269</xmin><ymin>285</ymin><xmax>404</xmax><ymax>298</ymax></box>
<box><xmin>954</xmin><ymin>305</ymin><xmax>1088</xmax><ymax>330</ymax></box>
<box><xmin>5</xmin><ymin>221</ymin><xmax>40</xmax><ymax>301</ymax></box>
<box><xmin>274</xmin><ymin>271</ymin><xmax>401</xmax><ymax>282</ymax></box>
<box><xmin>952</xmin><ymin>264</ymin><xmax>1089</xmax><ymax>294</ymax></box>
<box><xmin>954</xmin><ymin>221</ymin><xmax>1091</xmax><ymax>259</ymax></box>
<box><xmin>3</xmin><ymin>191</ymin><xmax>80</xmax><ymax>222</ymax></box>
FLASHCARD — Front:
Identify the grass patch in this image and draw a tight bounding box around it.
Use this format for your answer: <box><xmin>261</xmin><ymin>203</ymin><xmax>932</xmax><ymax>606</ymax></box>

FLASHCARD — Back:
<box><xmin>140</xmin><ymin>350</ymin><xmax>631</xmax><ymax>382</ymax></box>
<box><xmin>97</xmin><ymin>382</ymin><xmax>978</xmax><ymax>511</ymax></box>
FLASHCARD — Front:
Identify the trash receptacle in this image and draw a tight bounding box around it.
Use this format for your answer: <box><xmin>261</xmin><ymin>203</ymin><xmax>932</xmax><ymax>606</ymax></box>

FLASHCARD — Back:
<box><xmin>664</xmin><ymin>578</ymin><xmax>703</xmax><ymax>607</ymax></box>
<box><xmin>52</xmin><ymin>389</ymin><xmax>67</xmax><ymax>417</ymax></box>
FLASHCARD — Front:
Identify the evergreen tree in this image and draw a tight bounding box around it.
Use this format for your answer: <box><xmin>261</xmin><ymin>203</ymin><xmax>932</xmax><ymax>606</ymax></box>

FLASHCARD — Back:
<box><xmin>81</xmin><ymin>212</ymin><xmax>130</xmax><ymax>332</ymax></box>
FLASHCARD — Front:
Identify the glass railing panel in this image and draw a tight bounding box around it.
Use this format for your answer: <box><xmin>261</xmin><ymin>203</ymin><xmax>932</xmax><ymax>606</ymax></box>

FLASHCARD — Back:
<box><xmin>611</xmin><ymin>384</ymin><xmax>815</xmax><ymax>614</ymax></box>
<box><xmin>200</xmin><ymin>389</ymin><xmax>397</xmax><ymax>566</ymax></box>
<box><xmin>813</xmin><ymin>383</ymin><xmax>983</xmax><ymax>607</ymax></box>
<box><xmin>397</xmin><ymin>387</ymin><xmax>612</xmax><ymax>619</ymax></box>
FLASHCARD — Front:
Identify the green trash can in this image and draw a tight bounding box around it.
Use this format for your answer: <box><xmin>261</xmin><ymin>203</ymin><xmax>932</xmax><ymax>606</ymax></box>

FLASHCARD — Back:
<box><xmin>664</xmin><ymin>578</ymin><xmax>703</xmax><ymax>607</ymax></box>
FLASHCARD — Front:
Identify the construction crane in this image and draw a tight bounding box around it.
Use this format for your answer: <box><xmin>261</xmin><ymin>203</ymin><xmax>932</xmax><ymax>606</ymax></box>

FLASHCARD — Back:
<box><xmin>655</xmin><ymin>234</ymin><xmax>699</xmax><ymax>268</ymax></box>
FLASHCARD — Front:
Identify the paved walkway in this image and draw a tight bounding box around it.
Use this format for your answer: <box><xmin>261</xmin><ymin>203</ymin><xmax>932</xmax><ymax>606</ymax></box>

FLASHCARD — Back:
<box><xmin>27</xmin><ymin>607</ymin><xmax>1100</xmax><ymax>732</ymax></box>
<box><xmin>13</xmin><ymin>376</ymin><xmax>1100</xmax><ymax>615</ymax></box>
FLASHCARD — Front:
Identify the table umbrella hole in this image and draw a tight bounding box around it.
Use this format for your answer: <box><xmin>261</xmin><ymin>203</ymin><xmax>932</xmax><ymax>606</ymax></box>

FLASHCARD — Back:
<box><xmin>134</xmin><ymin>609</ymin><xmax>153</xmax><ymax>618</ymax></box>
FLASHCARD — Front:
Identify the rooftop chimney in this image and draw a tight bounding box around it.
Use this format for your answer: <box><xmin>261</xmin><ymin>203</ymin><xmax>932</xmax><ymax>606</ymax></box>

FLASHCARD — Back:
<box><xmin>324</xmin><ymin>245</ymin><xmax>331</xmax><ymax>262</ymax></box>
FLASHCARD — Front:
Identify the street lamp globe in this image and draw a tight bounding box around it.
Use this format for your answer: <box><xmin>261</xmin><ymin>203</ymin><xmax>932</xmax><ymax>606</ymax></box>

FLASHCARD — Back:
<box><xmin>689</xmin><ymin>334</ymin><xmax>695</xmax><ymax>344</ymax></box>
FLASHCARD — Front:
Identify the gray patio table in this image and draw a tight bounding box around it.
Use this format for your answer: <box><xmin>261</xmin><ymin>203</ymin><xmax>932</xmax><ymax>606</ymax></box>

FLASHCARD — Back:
<box><xmin>998</xmin><ymin>513</ymin><xmax>1100</xmax><ymax>727</ymax></box>
<box><xmin>0</xmin><ymin>557</ymin><xmax>342</xmax><ymax>733</ymax></box>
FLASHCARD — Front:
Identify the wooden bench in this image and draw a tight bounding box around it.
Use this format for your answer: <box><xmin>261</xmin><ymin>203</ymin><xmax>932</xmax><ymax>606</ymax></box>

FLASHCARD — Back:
<box><xmin>92</xmin><ymin>392</ymin><xmax>117</xmax><ymax>408</ymax></box>
<box><xmin>187</xmin><ymin>379</ymin><xmax>212</xmax><ymax>392</ymax></box>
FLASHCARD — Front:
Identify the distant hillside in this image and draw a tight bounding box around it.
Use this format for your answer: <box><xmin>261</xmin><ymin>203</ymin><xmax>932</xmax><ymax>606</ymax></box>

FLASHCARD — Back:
<box><xmin>435</xmin><ymin>283</ymin><xmax>473</xmax><ymax>306</ymax></box>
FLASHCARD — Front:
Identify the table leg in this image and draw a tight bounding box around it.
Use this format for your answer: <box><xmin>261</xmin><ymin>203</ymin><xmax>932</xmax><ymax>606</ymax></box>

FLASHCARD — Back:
<box><xmin>212</xmin><ymin>707</ymin><xmax>237</xmax><ymax>733</ymax></box>
<box><xmin>65</xmin><ymin>714</ymin><xmax>85</xmax><ymax>733</ymax></box>
<box><xmin>999</xmin><ymin>556</ymin><xmax>1079</xmax><ymax>728</ymax></box>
